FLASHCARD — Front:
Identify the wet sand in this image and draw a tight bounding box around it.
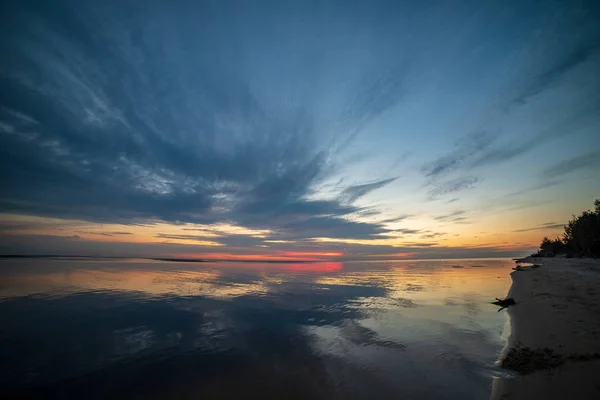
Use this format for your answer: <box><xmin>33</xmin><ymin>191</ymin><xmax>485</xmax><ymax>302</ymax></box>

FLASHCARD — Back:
<box><xmin>491</xmin><ymin>258</ymin><xmax>600</xmax><ymax>399</ymax></box>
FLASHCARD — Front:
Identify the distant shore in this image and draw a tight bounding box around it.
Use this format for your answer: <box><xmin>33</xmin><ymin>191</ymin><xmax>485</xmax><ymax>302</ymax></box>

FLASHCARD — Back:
<box><xmin>492</xmin><ymin>257</ymin><xmax>600</xmax><ymax>399</ymax></box>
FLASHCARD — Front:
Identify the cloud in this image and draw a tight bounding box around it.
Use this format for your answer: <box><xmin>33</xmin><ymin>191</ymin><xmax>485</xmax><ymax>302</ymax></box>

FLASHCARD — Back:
<box><xmin>379</xmin><ymin>214</ymin><xmax>413</xmax><ymax>224</ymax></box>
<box><xmin>451</xmin><ymin>217</ymin><xmax>471</xmax><ymax>224</ymax></box>
<box><xmin>420</xmin><ymin>232</ymin><xmax>446</xmax><ymax>239</ymax></box>
<box><xmin>507</xmin><ymin>43</ymin><xmax>600</xmax><ymax>109</ymax></box>
<box><xmin>505</xmin><ymin>179</ymin><xmax>564</xmax><ymax>198</ymax></box>
<box><xmin>433</xmin><ymin>210</ymin><xmax>466</xmax><ymax>222</ymax></box>
<box><xmin>420</xmin><ymin>111</ymin><xmax>599</xmax><ymax>181</ymax></box>
<box><xmin>421</xmin><ymin>131</ymin><xmax>495</xmax><ymax>178</ymax></box>
<box><xmin>513</xmin><ymin>222</ymin><xmax>565</xmax><ymax>233</ymax></box>
<box><xmin>427</xmin><ymin>177</ymin><xmax>479</xmax><ymax>201</ymax></box>
<box><xmin>154</xmin><ymin>233</ymin><xmax>224</xmax><ymax>245</ymax></box>
<box><xmin>0</xmin><ymin>0</ymin><xmax>413</xmax><ymax>243</ymax></box>
<box><xmin>470</xmin><ymin>97</ymin><xmax>600</xmax><ymax>170</ymax></box>
<box><xmin>0</xmin><ymin>231</ymin><xmax>537</xmax><ymax>259</ymax></box>
<box><xmin>381</xmin><ymin>228</ymin><xmax>421</xmax><ymax>237</ymax></box>
<box><xmin>540</xmin><ymin>151</ymin><xmax>600</xmax><ymax>179</ymax></box>
<box><xmin>339</xmin><ymin>177</ymin><xmax>397</xmax><ymax>204</ymax></box>
<box><xmin>421</xmin><ymin>65</ymin><xmax>600</xmax><ymax>175</ymax></box>
<box><xmin>75</xmin><ymin>231</ymin><xmax>133</xmax><ymax>237</ymax></box>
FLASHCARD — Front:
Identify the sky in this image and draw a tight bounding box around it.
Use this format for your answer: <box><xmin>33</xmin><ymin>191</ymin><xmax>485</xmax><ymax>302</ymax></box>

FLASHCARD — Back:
<box><xmin>1</xmin><ymin>0</ymin><xmax>599</xmax><ymax>260</ymax></box>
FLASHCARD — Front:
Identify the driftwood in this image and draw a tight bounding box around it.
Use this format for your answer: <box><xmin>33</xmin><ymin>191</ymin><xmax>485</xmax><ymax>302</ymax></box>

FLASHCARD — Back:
<box><xmin>513</xmin><ymin>264</ymin><xmax>542</xmax><ymax>271</ymax></box>
<box><xmin>492</xmin><ymin>297</ymin><xmax>516</xmax><ymax>306</ymax></box>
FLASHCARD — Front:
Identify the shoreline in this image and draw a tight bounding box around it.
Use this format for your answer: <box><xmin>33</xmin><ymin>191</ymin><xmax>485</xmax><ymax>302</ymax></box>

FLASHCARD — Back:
<box><xmin>491</xmin><ymin>257</ymin><xmax>600</xmax><ymax>399</ymax></box>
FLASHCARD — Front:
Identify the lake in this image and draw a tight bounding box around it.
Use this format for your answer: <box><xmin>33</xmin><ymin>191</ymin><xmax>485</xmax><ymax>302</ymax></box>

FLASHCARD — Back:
<box><xmin>0</xmin><ymin>258</ymin><xmax>513</xmax><ymax>399</ymax></box>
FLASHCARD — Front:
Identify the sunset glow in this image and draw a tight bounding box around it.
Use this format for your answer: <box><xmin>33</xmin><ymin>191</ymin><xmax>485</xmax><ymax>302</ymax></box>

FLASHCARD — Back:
<box><xmin>1</xmin><ymin>0</ymin><xmax>598</xmax><ymax>261</ymax></box>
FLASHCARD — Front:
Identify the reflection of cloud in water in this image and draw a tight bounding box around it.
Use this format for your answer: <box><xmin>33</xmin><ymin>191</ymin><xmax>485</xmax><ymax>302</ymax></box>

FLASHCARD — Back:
<box><xmin>0</xmin><ymin>258</ymin><xmax>512</xmax><ymax>398</ymax></box>
<box><xmin>403</xmin><ymin>283</ymin><xmax>424</xmax><ymax>292</ymax></box>
<box><xmin>112</xmin><ymin>326</ymin><xmax>155</xmax><ymax>358</ymax></box>
<box><xmin>340</xmin><ymin>321</ymin><xmax>407</xmax><ymax>350</ymax></box>
<box><xmin>349</xmin><ymin>296</ymin><xmax>418</xmax><ymax>311</ymax></box>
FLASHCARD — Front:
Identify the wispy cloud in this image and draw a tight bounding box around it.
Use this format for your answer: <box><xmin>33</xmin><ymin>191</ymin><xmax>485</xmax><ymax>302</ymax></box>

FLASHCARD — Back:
<box><xmin>379</xmin><ymin>214</ymin><xmax>413</xmax><ymax>224</ymax></box>
<box><xmin>421</xmin><ymin>131</ymin><xmax>495</xmax><ymax>178</ymax></box>
<box><xmin>76</xmin><ymin>231</ymin><xmax>133</xmax><ymax>237</ymax></box>
<box><xmin>507</xmin><ymin>43</ymin><xmax>600</xmax><ymax>109</ymax></box>
<box><xmin>427</xmin><ymin>177</ymin><xmax>479</xmax><ymax>201</ymax></box>
<box><xmin>420</xmin><ymin>232</ymin><xmax>446</xmax><ymax>239</ymax></box>
<box><xmin>513</xmin><ymin>222</ymin><xmax>565</xmax><ymax>233</ymax></box>
<box><xmin>154</xmin><ymin>234</ymin><xmax>224</xmax><ymax>246</ymax></box>
<box><xmin>470</xmin><ymin>107</ymin><xmax>600</xmax><ymax>169</ymax></box>
<box><xmin>433</xmin><ymin>210</ymin><xmax>466</xmax><ymax>222</ymax></box>
<box><xmin>339</xmin><ymin>177</ymin><xmax>398</xmax><ymax>204</ymax></box>
<box><xmin>541</xmin><ymin>151</ymin><xmax>600</xmax><ymax>179</ymax></box>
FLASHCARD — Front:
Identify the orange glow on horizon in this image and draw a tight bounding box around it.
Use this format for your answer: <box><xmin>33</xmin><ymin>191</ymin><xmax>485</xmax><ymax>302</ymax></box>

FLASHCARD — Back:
<box><xmin>368</xmin><ymin>252</ymin><xmax>418</xmax><ymax>259</ymax></box>
<box><xmin>1</xmin><ymin>212</ymin><xmax>545</xmax><ymax>258</ymax></box>
<box><xmin>166</xmin><ymin>250</ymin><xmax>344</xmax><ymax>262</ymax></box>
<box><xmin>166</xmin><ymin>252</ymin><xmax>323</xmax><ymax>262</ymax></box>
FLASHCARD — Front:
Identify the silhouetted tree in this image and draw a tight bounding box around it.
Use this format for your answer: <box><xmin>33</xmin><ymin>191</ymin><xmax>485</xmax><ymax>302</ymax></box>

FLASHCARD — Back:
<box><xmin>562</xmin><ymin>199</ymin><xmax>600</xmax><ymax>257</ymax></box>
<box><xmin>537</xmin><ymin>198</ymin><xmax>600</xmax><ymax>258</ymax></box>
<box><xmin>539</xmin><ymin>236</ymin><xmax>564</xmax><ymax>256</ymax></box>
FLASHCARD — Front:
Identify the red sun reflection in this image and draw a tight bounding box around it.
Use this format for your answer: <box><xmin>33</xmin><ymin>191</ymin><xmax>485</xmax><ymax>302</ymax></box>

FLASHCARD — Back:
<box><xmin>206</xmin><ymin>261</ymin><xmax>343</xmax><ymax>273</ymax></box>
<box><xmin>282</xmin><ymin>262</ymin><xmax>342</xmax><ymax>272</ymax></box>
<box><xmin>162</xmin><ymin>251</ymin><xmax>344</xmax><ymax>272</ymax></box>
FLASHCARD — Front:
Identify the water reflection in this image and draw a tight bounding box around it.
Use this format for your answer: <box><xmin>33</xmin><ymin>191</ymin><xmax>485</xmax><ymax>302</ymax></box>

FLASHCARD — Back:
<box><xmin>0</xmin><ymin>258</ymin><xmax>511</xmax><ymax>399</ymax></box>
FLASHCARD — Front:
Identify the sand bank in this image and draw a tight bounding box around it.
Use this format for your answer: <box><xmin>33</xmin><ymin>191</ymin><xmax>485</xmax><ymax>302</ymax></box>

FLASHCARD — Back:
<box><xmin>491</xmin><ymin>258</ymin><xmax>600</xmax><ymax>399</ymax></box>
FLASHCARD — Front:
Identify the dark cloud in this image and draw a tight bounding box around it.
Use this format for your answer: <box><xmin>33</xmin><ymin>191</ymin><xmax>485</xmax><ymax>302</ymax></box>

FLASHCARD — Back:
<box><xmin>427</xmin><ymin>177</ymin><xmax>479</xmax><ymax>201</ymax></box>
<box><xmin>0</xmin><ymin>0</ymin><xmax>410</xmax><ymax>241</ymax></box>
<box><xmin>540</xmin><ymin>151</ymin><xmax>600</xmax><ymax>179</ymax></box>
<box><xmin>273</xmin><ymin>215</ymin><xmax>394</xmax><ymax>240</ymax></box>
<box><xmin>1</xmin><ymin>0</ymin><xmax>598</xmax><ymax>258</ymax></box>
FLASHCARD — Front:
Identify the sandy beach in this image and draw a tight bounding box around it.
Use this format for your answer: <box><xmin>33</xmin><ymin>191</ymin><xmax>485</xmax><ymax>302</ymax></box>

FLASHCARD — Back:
<box><xmin>491</xmin><ymin>258</ymin><xmax>600</xmax><ymax>400</ymax></box>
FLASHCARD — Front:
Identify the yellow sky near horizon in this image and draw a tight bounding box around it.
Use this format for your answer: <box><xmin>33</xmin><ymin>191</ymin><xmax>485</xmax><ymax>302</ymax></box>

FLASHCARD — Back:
<box><xmin>0</xmin><ymin>211</ymin><xmax>562</xmax><ymax>259</ymax></box>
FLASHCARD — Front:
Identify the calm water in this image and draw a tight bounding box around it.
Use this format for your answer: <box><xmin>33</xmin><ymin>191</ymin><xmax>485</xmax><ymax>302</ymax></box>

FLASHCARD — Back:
<box><xmin>0</xmin><ymin>258</ymin><xmax>513</xmax><ymax>399</ymax></box>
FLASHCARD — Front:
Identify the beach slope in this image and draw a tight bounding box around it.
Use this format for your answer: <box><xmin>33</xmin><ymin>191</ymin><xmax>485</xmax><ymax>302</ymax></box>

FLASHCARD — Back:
<box><xmin>492</xmin><ymin>258</ymin><xmax>600</xmax><ymax>399</ymax></box>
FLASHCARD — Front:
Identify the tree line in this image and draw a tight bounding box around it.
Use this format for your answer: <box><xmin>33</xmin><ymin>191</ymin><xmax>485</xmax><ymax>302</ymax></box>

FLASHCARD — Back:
<box><xmin>535</xmin><ymin>199</ymin><xmax>600</xmax><ymax>258</ymax></box>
